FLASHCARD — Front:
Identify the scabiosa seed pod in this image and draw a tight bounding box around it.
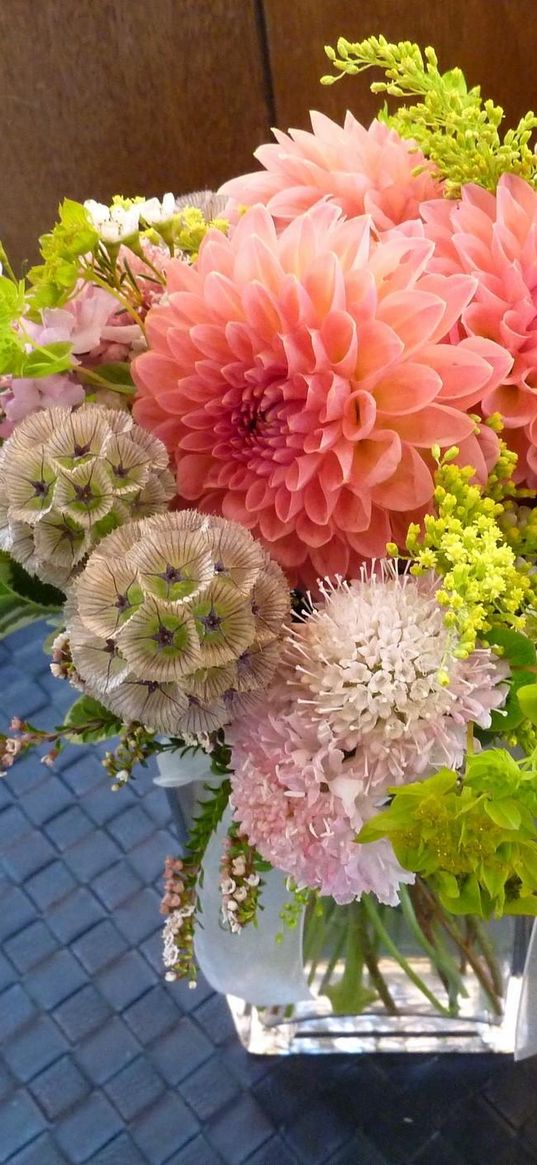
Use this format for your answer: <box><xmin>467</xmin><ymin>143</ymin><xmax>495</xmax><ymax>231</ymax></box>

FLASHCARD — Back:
<box><xmin>65</xmin><ymin>510</ymin><xmax>290</xmax><ymax>737</ymax></box>
<box><xmin>0</xmin><ymin>404</ymin><xmax>175</xmax><ymax>589</ymax></box>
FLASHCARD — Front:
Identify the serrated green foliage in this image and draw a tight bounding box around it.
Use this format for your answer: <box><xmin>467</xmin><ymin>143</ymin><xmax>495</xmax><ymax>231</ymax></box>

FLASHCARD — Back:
<box><xmin>0</xmin><ymin>271</ymin><xmax>74</xmax><ymax>380</ymax></box>
<box><xmin>321</xmin><ymin>36</ymin><xmax>537</xmax><ymax>196</ymax></box>
<box><xmin>64</xmin><ymin>694</ymin><xmax>123</xmax><ymax>743</ymax></box>
<box><xmin>357</xmin><ymin>750</ymin><xmax>537</xmax><ymax>918</ymax></box>
<box><xmin>185</xmin><ymin>778</ymin><xmax>232</xmax><ymax>874</ymax></box>
<box><xmin>28</xmin><ymin>199</ymin><xmax>99</xmax><ymax>310</ymax></box>
<box><xmin>0</xmin><ymin>552</ymin><xmax>63</xmax><ymax>639</ymax></box>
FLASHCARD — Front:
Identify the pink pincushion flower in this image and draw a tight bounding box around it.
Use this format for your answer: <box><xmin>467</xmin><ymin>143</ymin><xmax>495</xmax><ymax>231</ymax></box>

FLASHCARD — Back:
<box><xmin>283</xmin><ymin>568</ymin><xmax>508</xmax><ymax>790</ymax></box>
<box><xmin>229</xmin><ymin>707</ymin><xmax>414</xmax><ymax>905</ymax></box>
<box><xmin>133</xmin><ymin>202</ymin><xmax>510</xmax><ymax>585</ymax></box>
<box><xmin>421</xmin><ymin>173</ymin><xmax>537</xmax><ymax>483</ymax></box>
<box><xmin>229</xmin><ymin>566</ymin><xmax>507</xmax><ymax>903</ymax></box>
<box><xmin>220</xmin><ymin>113</ymin><xmax>443</xmax><ymax>232</ymax></box>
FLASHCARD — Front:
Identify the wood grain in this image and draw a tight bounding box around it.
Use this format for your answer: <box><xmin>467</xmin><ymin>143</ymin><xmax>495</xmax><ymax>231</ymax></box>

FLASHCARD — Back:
<box><xmin>0</xmin><ymin>0</ymin><xmax>271</xmax><ymax>270</ymax></box>
<box><xmin>262</xmin><ymin>1</ymin><xmax>537</xmax><ymax>136</ymax></box>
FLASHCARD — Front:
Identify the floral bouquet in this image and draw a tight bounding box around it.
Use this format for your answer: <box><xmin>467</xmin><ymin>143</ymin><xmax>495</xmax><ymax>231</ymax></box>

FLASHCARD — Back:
<box><xmin>2</xmin><ymin>36</ymin><xmax>537</xmax><ymax>1051</ymax></box>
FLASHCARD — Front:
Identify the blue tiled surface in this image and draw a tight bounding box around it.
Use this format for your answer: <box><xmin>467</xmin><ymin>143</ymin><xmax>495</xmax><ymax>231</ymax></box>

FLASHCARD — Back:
<box><xmin>1</xmin><ymin>623</ymin><xmax>537</xmax><ymax>1164</ymax></box>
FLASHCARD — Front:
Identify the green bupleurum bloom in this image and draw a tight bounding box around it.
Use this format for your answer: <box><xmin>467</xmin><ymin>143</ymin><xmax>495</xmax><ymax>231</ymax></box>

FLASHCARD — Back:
<box><xmin>357</xmin><ymin>749</ymin><xmax>537</xmax><ymax>919</ymax></box>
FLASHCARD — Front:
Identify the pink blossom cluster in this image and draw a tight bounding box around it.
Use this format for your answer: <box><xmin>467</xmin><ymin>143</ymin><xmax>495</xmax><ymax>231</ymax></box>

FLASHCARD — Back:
<box><xmin>229</xmin><ymin>570</ymin><xmax>507</xmax><ymax>903</ymax></box>
<box><xmin>1</xmin><ymin>240</ymin><xmax>170</xmax><ymax>439</ymax></box>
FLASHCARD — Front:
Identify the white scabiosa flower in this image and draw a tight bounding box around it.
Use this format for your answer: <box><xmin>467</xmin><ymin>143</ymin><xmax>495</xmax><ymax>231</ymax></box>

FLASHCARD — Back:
<box><xmin>285</xmin><ymin>563</ymin><xmax>509</xmax><ymax>789</ymax></box>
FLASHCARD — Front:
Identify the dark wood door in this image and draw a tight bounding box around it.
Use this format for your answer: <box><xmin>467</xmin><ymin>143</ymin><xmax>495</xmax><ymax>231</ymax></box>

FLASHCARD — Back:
<box><xmin>1</xmin><ymin>0</ymin><xmax>536</xmax><ymax>270</ymax></box>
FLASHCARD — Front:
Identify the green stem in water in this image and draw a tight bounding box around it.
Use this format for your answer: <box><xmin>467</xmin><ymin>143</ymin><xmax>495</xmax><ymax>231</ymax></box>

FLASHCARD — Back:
<box><xmin>399</xmin><ymin>885</ymin><xmax>465</xmax><ymax>1015</ymax></box>
<box><xmin>417</xmin><ymin>881</ymin><xmax>503</xmax><ymax>1016</ymax></box>
<box><xmin>361</xmin><ymin>894</ymin><xmax>453</xmax><ymax>1017</ymax></box>
<box><xmin>354</xmin><ymin>900</ymin><xmax>399</xmax><ymax>1014</ymax></box>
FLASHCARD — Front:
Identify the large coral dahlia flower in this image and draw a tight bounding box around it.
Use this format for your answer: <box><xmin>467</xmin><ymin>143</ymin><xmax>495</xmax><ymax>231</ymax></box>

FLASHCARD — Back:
<box><xmin>421</xmin><ymin>173</ymin><xmax>537</xmax><ymax>483</ymax></box>
<box><xmin>219</xmin><ymin>112</ymin><xmax>443</xmax><ymax>231</ymax></box>
<box><xmin>132</xmin><ymin>203</ymin><xmax>511</xmax><ymax>584</ymax></box>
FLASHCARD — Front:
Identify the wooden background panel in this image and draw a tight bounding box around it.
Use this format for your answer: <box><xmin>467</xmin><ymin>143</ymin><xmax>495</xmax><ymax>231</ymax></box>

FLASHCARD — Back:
<box><xmin>0</xmin><ymin>0</ymin><xmax>271</xmax><ymax>270</ymax></box>
<box><xmin>262</xmin><ymin>0</ymin><xmax>537</xmax><ymax>136</ymax></box>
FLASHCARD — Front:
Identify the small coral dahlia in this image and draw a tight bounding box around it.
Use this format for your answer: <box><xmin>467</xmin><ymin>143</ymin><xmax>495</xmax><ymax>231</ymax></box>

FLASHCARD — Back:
<box><xmin>421</xmin><ymin>173</ymin><xmax>537</xmax><ymax>483</ymax></box>
<box><xmin>133</xmin><ymin>203</ymin><xmax>510</xmax><ymax>586</ymax></box>
<box><xmin>220</xmin><ymin>112</ymin><xmax>443</xmax><ymax>231</ymax></box>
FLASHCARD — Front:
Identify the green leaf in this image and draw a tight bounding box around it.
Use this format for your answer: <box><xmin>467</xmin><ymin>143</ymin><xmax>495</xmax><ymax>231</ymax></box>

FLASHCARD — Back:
<box><xmin>22</xmin><ymin>342</ymin><xmax>73</xmax><ymax>378</ymax></box>
<box><xmin>488</xmin><ymin>668</ymin><xmax>537</xmax><ymax>733</ymax></box>
<box><xmin>64</xmin><ymin>695</ymin><xmax>122</xmax><ymax>743</ymax></box>
<box><xmin>504</xmin><ymin>895</ymin><xmax>537</xmax><ymax>916</ymax></box>
<box><xmin>516</xmin><ymin>683</ymin><xmax>537</xmax><ymax>725</ymax></box>
<box><xmin>0</xmin><ymin>552</ymin><xmax>63</xmax><ymax>639</ymax></box>
<box><xmin>484</xmin><ymin>799</ymin><xmax>522</xmax><ymax>830</ymax></box>
<box><xmin>485</xmin><ymin>626</ymin><xmax>537</xmax><ymax>667</ymax></box>
<box><xmin>79</xmin><ymin>362</ymin><xmax>135</xmax><ymax>395</ymax></box>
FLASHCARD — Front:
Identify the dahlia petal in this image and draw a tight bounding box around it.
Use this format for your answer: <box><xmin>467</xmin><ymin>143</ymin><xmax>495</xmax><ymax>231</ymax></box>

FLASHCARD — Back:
<box><xmin>242</xmin><ymin>282</ymin><xmax>283</xmax><ymax>339</ymax></box>
<box><xmin>304</xmin><ymin>477</ymin><xmax>337</xmax><ymax>524</ymax></box>
<box><xmin>350</xmin><ymin>431</ymin><xmax>401</xmax><ymax>487</ymax></box>
<box><xmin>296</xmin><ymin>513</ymin><xmax>333</xmax><ymax>547</ymax></box>
<box><xmin>284</xmin><ymin>453</ymin><xmax>322</xmax><ymax>492</ymax></box>
<box><xmin>417</xmin><ymin>274</ymin><xmax>477</xmax><ymax>341</ymax></box>
<box><xmin>377</xmin><ymin>290</ymin><xmax>447</xmax><ymax>354</ymax></box>
<box><xmin>354</xmin><ymin>321</ymin><xmax>404</xmax><ymax>390</ymax></box>
<box><xmin>385</xmin><ymin>404</ymin><xmax>475</xmax><ymax>447</ymax></box>
<box><xmin>482</xmin><ymin>383</ymin><xmax>537</xmax><ymax>426</ymax></box>
<box><xmin>176</xmin><ymin>454</ymin><xmax>214</xmax><ymax>499</ymax></box>
<box><xmin>304</xmin><ymin>251</ymin><xmax>347</xmax><ymax>317</ymax></box>
<box><xmin>132</xmin><ymin>353</ymin><xmax>179</xmax><ymax>401</ymax></box>
<box><xmin>371</xmin><ymin>445</ymin><xmax>432</xmax><ymax>510</ymax></box>
<box><xmin>332</xmin><ymin>487</ymin><xmax>371</xmax><ymax>533</ymax></box>
<box><xmin>203</xmin><ymin>271</ymin><xmax>245</xmax><ymax>321</ymax></box>
<box><xmin>309</xmin><ymin>537</ymin><xmax>350</xmax><ymax>579</ymax></box>
<box><xmin>341</xmin><ymin>390</ymin><xmax>377</xmax><ymax>442</ymax></box>
<box><xmin>369</xmin><ymin>235</ymin><xmax>433</xmax><ymax>294</ymax></box>
<box><xmin>318</xmin><ymin>311</ymin><xmax>358</xmax><ymax>376</ymax></box>
<box><xmin>189</xmin><ymin>324</ymin><xmax>234</xmax><ymax>363</ymax></box>
<box><xmin>419</xmin><ymin>339</ymin><xmax>512</xmax><ymax>408</ymax></box>
<box><xmin>373</xmin><ymin>363</ymin><xmax>441</xmax><ymax>415</ymax></box>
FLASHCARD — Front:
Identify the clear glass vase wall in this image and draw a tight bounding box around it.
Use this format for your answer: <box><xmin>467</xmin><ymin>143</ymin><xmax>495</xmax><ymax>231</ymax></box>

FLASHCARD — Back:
<box><xmin>228</xmin><ymin>897</ymin><xmax>532</xmax><ymax>1056</ymax></box>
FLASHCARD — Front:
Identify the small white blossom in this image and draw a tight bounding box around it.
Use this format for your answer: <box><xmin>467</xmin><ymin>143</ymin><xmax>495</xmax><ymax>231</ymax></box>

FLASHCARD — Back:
<box><xmin>138</xmin><ymin>193</ymin><xmax>176</xmax><ymax>225</ymax></box>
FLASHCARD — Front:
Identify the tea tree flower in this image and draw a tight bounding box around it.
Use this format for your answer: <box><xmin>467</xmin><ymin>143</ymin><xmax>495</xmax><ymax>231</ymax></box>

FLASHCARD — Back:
<box><xmin>66</xmin><ymin>511</ymin><xmax>290</xmax><ymax>737</ymax></box>
<box><xmin>0</xmin><ymin>404</ymin><xmax>174</xmax><ymax>587</ymax></box>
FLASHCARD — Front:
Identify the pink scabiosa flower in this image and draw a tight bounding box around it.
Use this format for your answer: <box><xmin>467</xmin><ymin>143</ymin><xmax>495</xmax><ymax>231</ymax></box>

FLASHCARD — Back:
<box><xmin>220</xmin><ymin>113</ymin><xmax>443</xmax><ymax>231</ymax></box>
<box><xmin>284</xmin><ymin>566</ymin><xmax>508</xmax><ymax>791</ymax></box>
<box><xmin>229</xmin><ymin>564</ymin><xmax>507</xmax><ymax>903</ymax></box>
<box><xmin>133</xmin><ymin>202</ymin><xmax>510</xmax><ymax>586</ymax></box>
<box><xmin>229</xmin><ymin>706</ymin><xmax>414</xmax><ymax>905</ymax></box>
<box><xmin>421</xmin><ymin>173</ymin><xmax>537</xmax><ymax>483</ymax></box>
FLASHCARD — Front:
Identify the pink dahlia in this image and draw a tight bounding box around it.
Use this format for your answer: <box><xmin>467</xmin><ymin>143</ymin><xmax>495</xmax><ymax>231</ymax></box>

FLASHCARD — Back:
<box><xmin>229</xmin><ymin>707</ymin><xmax>414</xmax><ymax>905</ymax></box>
<box><xmin>421</xmin><ymin>173</ymin><xmax>537</xmax><ymax>482</ymax></box>
<box><xmin>133</xmin><ymin>203</ymin><xmax>510</xmax><ymax>585</ymax></box>
<box><xmin>220</xmin><ymin>112</ymin><xmax>443</xmax><ymax>232</ymax></box>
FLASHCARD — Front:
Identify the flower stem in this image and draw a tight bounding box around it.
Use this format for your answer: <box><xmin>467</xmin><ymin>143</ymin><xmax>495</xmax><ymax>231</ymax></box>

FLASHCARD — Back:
<box><xmin>416</xmin><ymin>881</ymin><xmax>503</xmax><ymax>1016</ymax></box>
<box><xmin>354</xmin><ymin>900</ymin><xmax>399</xmax><ymax>1014</ymax></box>
<box><xmin>361</xmin><ymin>894</ymin><xmax>453</xmax><ymax>1016</ymax></box>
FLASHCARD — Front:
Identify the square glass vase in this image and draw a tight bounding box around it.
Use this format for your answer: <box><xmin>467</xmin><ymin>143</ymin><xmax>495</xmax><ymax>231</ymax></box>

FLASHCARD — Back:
<box><xmin>163</xmin><ymin>773</ymin><xmax>536</xmax><ymax>1058</ymax></box>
